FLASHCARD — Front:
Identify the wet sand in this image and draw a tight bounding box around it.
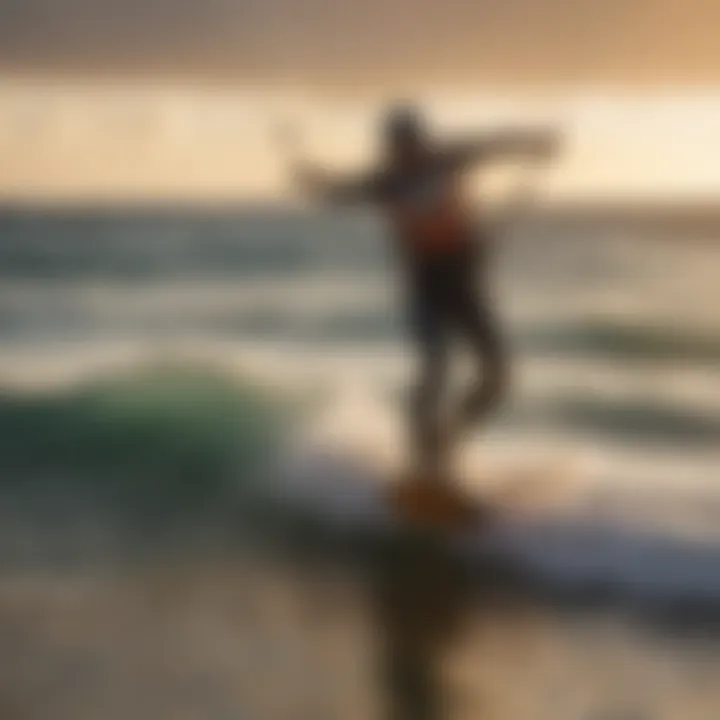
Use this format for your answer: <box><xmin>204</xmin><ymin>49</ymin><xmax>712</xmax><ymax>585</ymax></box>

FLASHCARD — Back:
<box><xmin>1</xmin><ymin>535</ymin><xmax>720</xmax><ymax>720</ymax></box>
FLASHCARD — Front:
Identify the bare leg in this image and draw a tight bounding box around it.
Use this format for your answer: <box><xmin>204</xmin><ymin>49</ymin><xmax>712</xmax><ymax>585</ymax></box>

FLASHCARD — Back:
<box><xmin>451</xmin><ymin>287</ymin><xmax>508</xmax><ymax>434</ymax></box>
<box><xmin>407</xmin><ymin>291</ymin><xmax>451</xmax><ymax>481</ymax></box>
<box><xmin>409</xmin><ymin>348</ymin><xmax>450</xmax><ymax>480</ymax></box>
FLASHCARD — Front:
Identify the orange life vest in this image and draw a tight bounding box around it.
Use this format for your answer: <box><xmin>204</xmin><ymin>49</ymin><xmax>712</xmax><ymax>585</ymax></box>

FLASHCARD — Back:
<box><xmin>388</xmin><ymin>172</ymin><xmax>472</xmax><ymax>252</ymax></box>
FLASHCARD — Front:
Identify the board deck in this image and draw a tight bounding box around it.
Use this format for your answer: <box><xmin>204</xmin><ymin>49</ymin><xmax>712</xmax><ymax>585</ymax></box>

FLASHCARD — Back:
<box><xmin>385</xmin><ymin>478</ymin><xmax>495</xmax><ymax>530</ymax></box>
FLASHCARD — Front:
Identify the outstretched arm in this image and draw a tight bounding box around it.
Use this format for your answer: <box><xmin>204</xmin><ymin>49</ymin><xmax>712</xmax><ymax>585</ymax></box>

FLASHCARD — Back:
<box><xmin>273</xmin><ymin>119</ymin><xmax>381</xmax><ymax>205</ymax></box>
<box><xmin>293</xmin><ymin>161</ymin><xmax>381</xmax><ymax>205</ymax></box>
<box><xmin>445</xmin><ymin>127</ymin><xmax>562</xmax><ymax>170</ymax></box>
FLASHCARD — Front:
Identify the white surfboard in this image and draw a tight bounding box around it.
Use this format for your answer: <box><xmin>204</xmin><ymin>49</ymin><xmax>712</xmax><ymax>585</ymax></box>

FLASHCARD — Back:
<box><xmin>273</xmin><ymin>446</ymin><xmax>720</xmax><ymax>609</ymax></box>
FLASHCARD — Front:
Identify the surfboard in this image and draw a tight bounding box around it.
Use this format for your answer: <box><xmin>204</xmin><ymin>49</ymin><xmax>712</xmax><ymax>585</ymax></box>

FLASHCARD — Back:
<box><xmin>384</xmin><ymin>456</ymin><xmax>583</xmax><ymax>531</ymax></box>
<box><xmin>279</xmin><ymin>445</ymin><xmax>580</xmax><ymax>536</ymax></box>
<box><xmin>384</xmin><ymin>477</ymin><xmax>494</xmax><ymax>530</ymax></box>
<box><xmin>274</xmin><ymin>448</ymin><xmax>720</xmax><ymax>608</ymax></box>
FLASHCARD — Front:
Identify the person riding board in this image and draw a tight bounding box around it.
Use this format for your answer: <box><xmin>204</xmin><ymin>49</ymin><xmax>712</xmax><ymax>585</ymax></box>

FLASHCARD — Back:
<box><xmin>292</xmin><ymin>105</ymin><xmax>561</xmax><ymax>518</ymax></box>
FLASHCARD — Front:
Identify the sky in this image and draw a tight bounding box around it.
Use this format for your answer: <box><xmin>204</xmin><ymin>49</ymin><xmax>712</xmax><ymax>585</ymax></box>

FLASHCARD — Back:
<box><xmin>2</xmin><ymin>0</ymin><xmax>720</xmax><ymax>202</ymax></box>
<box><xmin>2</xmin><ymin>0</ymin><xmax>720</xmax><ymax>88</ymax></box>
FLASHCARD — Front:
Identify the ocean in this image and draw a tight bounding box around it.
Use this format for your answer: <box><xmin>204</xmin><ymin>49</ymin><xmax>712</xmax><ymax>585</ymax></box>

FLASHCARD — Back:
<box><xmin>1</xmin><ymin>203</ymin><xmax>719</xmax><ymax>719</ymax></box>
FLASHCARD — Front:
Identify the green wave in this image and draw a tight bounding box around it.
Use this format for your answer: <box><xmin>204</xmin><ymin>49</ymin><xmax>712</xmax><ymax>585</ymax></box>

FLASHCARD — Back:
<box><xmin>0</xmin><ymin>364</ymin><xmax>292</xmax><ymax>517</ymax></box>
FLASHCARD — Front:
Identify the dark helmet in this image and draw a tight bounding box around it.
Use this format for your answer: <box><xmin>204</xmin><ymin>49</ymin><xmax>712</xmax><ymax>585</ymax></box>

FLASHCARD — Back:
<box><xmin>383</xmin><ymin>103</ymin><xmax>426</xmax><ymax>144</ymax></box>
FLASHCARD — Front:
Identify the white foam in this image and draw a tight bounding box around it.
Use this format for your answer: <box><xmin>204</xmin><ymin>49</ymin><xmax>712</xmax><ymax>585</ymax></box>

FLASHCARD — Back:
<box><xmin>277</xmin><ymin>448</ymin><xmax>720</xmax><ymax>606</ymax></box>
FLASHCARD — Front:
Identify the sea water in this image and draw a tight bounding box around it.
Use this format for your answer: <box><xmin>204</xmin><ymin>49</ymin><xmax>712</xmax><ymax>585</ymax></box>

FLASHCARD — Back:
<box><xmin>1</xmin><ymin>204</ymin><xmax>720</xmax><ymax>719</ymax></box>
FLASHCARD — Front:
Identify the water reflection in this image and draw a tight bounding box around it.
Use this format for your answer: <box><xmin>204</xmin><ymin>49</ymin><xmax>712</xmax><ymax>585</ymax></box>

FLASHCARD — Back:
<box><xmin>369</xmin><ymin>535</ymin><xmax>479</xmax><ymax>720</ymax></box>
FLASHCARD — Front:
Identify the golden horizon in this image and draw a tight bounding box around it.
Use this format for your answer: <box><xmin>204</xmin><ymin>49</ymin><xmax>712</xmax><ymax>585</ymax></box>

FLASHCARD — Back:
<box><xmin>3</xmin><ymin>79</ymin><xmax>720</xmax><ymax>203</ymax></box>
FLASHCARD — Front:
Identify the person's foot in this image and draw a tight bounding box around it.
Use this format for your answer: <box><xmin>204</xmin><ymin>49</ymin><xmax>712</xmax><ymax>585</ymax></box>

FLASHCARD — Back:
<box><xmin>386</xmin><ymin>475</ymin><xmax>492</xmax><ymax>529</ymax></box>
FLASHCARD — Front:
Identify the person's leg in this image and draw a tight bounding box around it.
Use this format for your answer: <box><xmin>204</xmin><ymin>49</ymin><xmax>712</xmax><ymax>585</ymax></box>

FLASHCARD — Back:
<box><xmin>406</xmin><ymin>287</ymin><xmax>450</xmax><ymax>479</ymax></box>
<box><xmin>450</xmin><ymin>282</ymin><xmax>508</xmax><ymax>433</ymax></box>
<box><xmin>390</xmin><ymin>259</ymin><xmax>496</xmax><ymax>524</ymax></box>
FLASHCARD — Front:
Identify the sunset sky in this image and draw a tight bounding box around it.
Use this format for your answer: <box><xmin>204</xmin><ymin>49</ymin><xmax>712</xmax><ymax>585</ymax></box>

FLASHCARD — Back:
<box><xmin>3</xmin><ymin>0</ymin><xmax>720</xmax><ymax>87</ymax></box>
<box><xmin>2</xmin><ymin>0</ymin><xmax>720</xmax><ymax>202</ymax></box>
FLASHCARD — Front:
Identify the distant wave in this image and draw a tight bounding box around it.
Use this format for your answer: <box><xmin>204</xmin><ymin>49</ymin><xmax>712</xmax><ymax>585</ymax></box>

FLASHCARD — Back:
<box><xmin>0</xmin><ymin>207</ymin><xmax>382</xmax><ymax>280</ymax></box>
<box><xmin>524</xmin><ymin>319</ymin><xmax>720</xmax><ymax>365</ymax></box>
